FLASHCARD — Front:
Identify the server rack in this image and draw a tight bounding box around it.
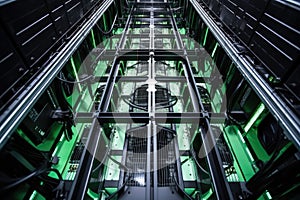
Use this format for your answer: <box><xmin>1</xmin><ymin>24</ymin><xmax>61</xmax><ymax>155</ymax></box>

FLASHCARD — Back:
<box><xmin>0</xmin><ymin>0</ymin><xmax>299</xmax><ymax>199</ymax></box>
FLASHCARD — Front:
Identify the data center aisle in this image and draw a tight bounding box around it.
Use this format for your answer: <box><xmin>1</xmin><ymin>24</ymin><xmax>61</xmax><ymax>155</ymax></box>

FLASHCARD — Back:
<box><xmin>90</xmin><ymin>1</ymin><xmax>209</xmax><ymax>199</ymax></box>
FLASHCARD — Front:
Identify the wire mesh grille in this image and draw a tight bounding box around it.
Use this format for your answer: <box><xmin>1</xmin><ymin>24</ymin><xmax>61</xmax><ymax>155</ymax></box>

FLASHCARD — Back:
<box><xmin>126</xmin><ymin>126</ymin><xmax>148</xmax><ymax>187</ymax></box>
<box><xmin>157</xmin><ymin>126</ymin><xmax>176</xmax><ymax>186</ymax></box>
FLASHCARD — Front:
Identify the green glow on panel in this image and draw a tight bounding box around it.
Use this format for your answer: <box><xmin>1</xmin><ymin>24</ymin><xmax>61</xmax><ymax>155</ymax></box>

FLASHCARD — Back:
<box><xmin>105</xmin><ymin>188</ymin><xmax>117</xmax><ymax>195</ymax></box>
<box><xmin>91</xmin><ymin>29</ymin><xmax>97</xmax><ymax>48</ymax></box>
<box><xmin>29</xmin><ymin>191</ymin><xmax>37</xmax><ymax>200</ymax></box>
<box><xmin>266</xmin><ymin>191</ymin><xmax>272</xmax><ymax>199</ymax></box>
<box><xmin>179</xmin><ymin>28</ymin><xmax>186</xmax><ymax>34</ymax></box>
<box><xmin>103</xmin><ymin>14</ymin><xmax>107</xmax><ymax>31</ymax></box>
<box><xmin>202</xmin><ymin>188</ymin><xmax>213</xmax><ymax>200</ymax></box>
<box><xmin>17</xmin><ymin>129</ymin><xmax>35</xmax><ymax>148</ymax></box>
<box><xmin>87</xmin><ymin>188</ymin><xmax>99</xmax><ymax>200</ymax></box>
<box><xmin>184</xmin><ymin>188</ymin><xmax>195</xmax><ymax>195</ymax></box>
<box><xmin>70</xmin><ymin>57</ymin><xmax>82</xmax><ymax>92</ymax></box>
<box><xmin>50</xmin><ymin>126</ymin><xmax>78</xmax><ymax>179</ymax></box>
<box><xmin>203</xmin><ymin>27</ymin><xmax>209</xmax><ymax>46</ymax></box>
<box><xmin>29</xmin><ymin>190</ymin><xmax>45</xmax><ymax>200</ymax></box>
<box><xmin>115</xmin><ymin>28</ymin><xmax>124</xmax><ymax>34</ymax></box>
<box><xmin>244</xmin><ymin>103</ymin><xmax>266</xmax><ymax>132</ymax></box>
<box><xmin>224</xmin><ymin>126</ymin><xmax>255</xmax><ymax>180</ymax></box>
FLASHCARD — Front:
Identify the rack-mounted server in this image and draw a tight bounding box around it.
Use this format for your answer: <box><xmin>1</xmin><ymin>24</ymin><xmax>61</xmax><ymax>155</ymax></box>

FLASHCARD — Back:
<box><xmin>0</xmin><ymin>0</ymin><xmax>299</xmax><ymax>199</ymax></box>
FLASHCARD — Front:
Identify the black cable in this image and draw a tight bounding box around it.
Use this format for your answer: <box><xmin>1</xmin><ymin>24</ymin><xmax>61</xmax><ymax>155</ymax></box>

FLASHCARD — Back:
<box><xmin>155</xmin><ymin>95</ymin><xmax>178</xmax><ymax>109</ymax></box>
<box><xmin>122</xmin><ymin>97</ymin><xmax>148</xmax><ymax>111</ymax></box>
<box><xmin>226</xmin><ymin>79</ymin><xmax>246</xmax><ymax>126</ymax></box>
<box><xmin>180</xmin><ymin>158</ymin><xmax>190</xmax><ymax>165</ymax></box>
<box><xmin>226</xmin><ymin>113</ymin><xmax>244</xmax><ymax>130</ymax></box>
<box><xmin>0</xmin><ymin>168</ymin><xmax>46</xmax><ymax>192</ymax></box>
<box><xmin>173</xmin><ymin>175</ymin><xmax>194</xmax><ymax>200</ymax></box>
<box><xmin>157</xmin><ymin>61</ymin><xmax>171</xmax><ymax>67</ymax></box>
<box><xmin>260</xmin><ymin>127</ymin><xmax>282</xmax><ymax>171</ymax></box>
<box><xmin>96</xmin><ymin>13</ymin><xmax>118</xmax><ymax>35</ymax></box>
<box><xmin>249</xmin><ymin>158</ymin><xmax>299</xmax><ymax>199</ymax></box>
<box><xmin>0</xmin><ymin>167</ymin><xmax>64</xmax><ymax>193</ymax></box>
<box><xmin>56</xmin><ymin>72</ymin><xmax>93</xmax><ymax>84</ymax></box>
<box><xmin>123</xmin><ymin>85</ymin><xmax>178</xmax><ymax>111</ymax></box>
<box><xmin>227</xmin><ymin>79</ymin><xmax>244</xmax><ymax>112</ymax></box>
<box><xmin>54</xmin><ymin>76</ymin><xmax>75</xmax><ymax>141</ymax></box>
<box><xmin>190</xmin><ymin>145</ymin><xmax>210</xmax><ymax>176</ymax></box>
<box><xmin>105</xmin><ymin>174</ymin><xmax>132</xmax><ymax>200</ymax></box>
<box><xmin>107</xmin><ymin>154</ymin><xmax>130</xmax><ymax>172</ymax></box>
<box><xmin>126</xmin><ymin>61</ymin><xmax>148</xmax><ymax>69</ymax></box>
<box><xmin>179</xmin><ymin>155</ymin><xmax>212</xmax><ymax>185</ymax></box>
<box><xmin>92</xmin><ymin>147</ymin><xmax>110</xmax><ymax>173</ymax></box>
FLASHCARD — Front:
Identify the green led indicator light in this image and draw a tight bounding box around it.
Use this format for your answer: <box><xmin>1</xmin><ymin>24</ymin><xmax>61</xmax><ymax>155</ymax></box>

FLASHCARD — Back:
<box><xmin>203</xmin><ymin>27</ymin><xmax>209</xmax><ymax>46</ymax></box>
<box><xmin>244</xmin><ymin>103</ymin><xmax>265</xmax><ymax>132</ymax></box>
<box><xmin>91</xmin><ymin>29</ymin><xmax>97</xmax><ymax>48</ymax></box>
<box><xmin>103</xmin><ymin>14</ymin><xmax>107</xmax><ymax>31</ymax></box>
<box><xmin>211</xmin><ymin>43</ymin><xmax>219</xmax><ymax>58</ymax></box>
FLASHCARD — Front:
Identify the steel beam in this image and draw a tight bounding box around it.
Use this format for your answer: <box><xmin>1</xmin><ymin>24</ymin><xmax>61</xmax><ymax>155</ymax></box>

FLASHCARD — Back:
<box><xmin>189</xmin><ymin>0</ymin><xmax>300</xmax><ymax>149</ymax></box>
<box><xmin>0</xmin><ymin>0</ymin><xmax>115</xmax><ymax>149</ymax></box>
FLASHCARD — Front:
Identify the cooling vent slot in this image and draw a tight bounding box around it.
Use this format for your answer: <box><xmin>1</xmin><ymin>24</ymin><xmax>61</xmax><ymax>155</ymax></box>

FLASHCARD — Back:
<box><xmin>126</xmin><ymin>126</ymin><xmax>148</xmax><ymax>187</ymax></box>
<box><xmin>157</xmin><ymin>126</ymin><xmax>176</xmax><ymax>187</ymax></box>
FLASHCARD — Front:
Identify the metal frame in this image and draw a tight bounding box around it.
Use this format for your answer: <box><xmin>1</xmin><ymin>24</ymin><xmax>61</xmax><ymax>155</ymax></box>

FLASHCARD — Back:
<box><xmin>189</xmin><ymin>0</ymin><xmax>300</xmax><ymax>150</ymax></box>
<box><xmin>0</xmin><ymin>0</ymin><xmax>298</xmax><ymax>199</ymax></box>
<box><xmin>80</xmin><ymin>1</ymin><xmax>231</xmax><ymax>199</ymax></box>
<box><xmin>0</xmin><ymin>0</ymin><xmax>115</xmax><ymax>149</ymax></box>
